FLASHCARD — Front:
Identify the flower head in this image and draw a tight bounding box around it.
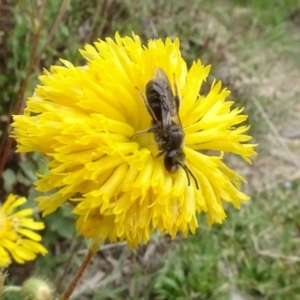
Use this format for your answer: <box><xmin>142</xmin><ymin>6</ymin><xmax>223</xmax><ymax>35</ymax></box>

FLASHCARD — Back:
<box><xmin>12</xmin><ymin>33</ymin><xmax>257</xmax><ymax>247</ymax></box>
<box><xmin>0</xmin><ymin>194</ymin><xmax>47</xmax><ymax>266</ymax></box>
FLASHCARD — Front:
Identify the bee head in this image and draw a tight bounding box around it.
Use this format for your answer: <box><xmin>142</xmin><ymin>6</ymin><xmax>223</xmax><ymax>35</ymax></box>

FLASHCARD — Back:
<box><xmin>164</xmin><ymin>150</ymin><xmax>185</xmax><ymax>173</ymax></box>
<box><xmin>164</xmin><ymin>150</ymin><xmax>199</xmax><ymax>189</ymax></box>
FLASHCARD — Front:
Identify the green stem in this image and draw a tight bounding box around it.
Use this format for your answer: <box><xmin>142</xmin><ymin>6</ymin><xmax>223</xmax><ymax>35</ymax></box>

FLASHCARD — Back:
<box><xmin>3</xmin><ymin>285</ymin><xmax>22</xmax><ymax>293</ymax></box>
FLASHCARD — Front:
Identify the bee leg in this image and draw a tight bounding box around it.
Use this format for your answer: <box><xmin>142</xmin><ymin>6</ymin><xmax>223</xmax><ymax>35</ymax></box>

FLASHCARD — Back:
<box><xmin>156</xmin><ymin>151</ymin><xmax>165</xmax><ymax>157</ymax></box>
<box><xmin>131</xmin><ymin>125</ymin><xmax>158</xmax><ymax>139</ymax></box>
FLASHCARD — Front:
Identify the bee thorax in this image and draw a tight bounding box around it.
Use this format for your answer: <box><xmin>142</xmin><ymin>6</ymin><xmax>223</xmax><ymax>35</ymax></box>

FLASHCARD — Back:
<box><xmin>155</xmin><ymin>122</ymin><xmax>184</xmax><ymax>151</ymax></box>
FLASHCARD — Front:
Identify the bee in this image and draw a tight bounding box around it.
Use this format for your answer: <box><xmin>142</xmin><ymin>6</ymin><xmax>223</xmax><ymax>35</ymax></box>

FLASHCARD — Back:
<box><xmin>136</xmin><ymin>68</ymin><xmax>199</xmax><ymax>189</ymax></box>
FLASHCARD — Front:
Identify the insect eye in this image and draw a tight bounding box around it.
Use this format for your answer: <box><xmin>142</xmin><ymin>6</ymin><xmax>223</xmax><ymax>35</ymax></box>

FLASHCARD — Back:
<box><xmin>164</xmin><ymin>151</ymin><xmax>178</xmax><ymax>173</ymax></box>
<box><xmin>164</xmin><ymin>150</ymin><xmax>185</xmax><ymax>173</ymax></box>
<box><xmin>164</xmin><ymin>155</ymin><xmax>173</xmax><ymax>172</ymax></box>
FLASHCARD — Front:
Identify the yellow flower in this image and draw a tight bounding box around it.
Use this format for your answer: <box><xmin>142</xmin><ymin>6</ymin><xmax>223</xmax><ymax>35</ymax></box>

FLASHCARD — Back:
<box><xmin>12</xmin><ymin>33</ymin><xmax>257</xmax><ymax>247</ymax></box>
<box><xmin>0</xmin><ymin>194</ymin><xmax>47</xmax><ymax>266</ymax></box>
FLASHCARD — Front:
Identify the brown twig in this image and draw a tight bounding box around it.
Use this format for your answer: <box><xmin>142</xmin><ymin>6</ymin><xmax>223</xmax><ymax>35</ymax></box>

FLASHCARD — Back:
<box><xmin>35</xmin><ymin>0</ymin><xmax>70</xmax><ymax>68</ymax></box>
<box><xmin>0</xmin><ymin>0</ymin><xmax>47</xmax><ymax>180</ymax></box>
<box><xmin>95</xmin><ymin>0</ymin><xmax>111</xmax><ymax>39</ymax></box>
<box><xmin>0</xmin><ymin>0</ymin><xmax>70</xmax><ymax>180</ymax></box>
<box><xmin>59</xmin><ymin>241</ymin><xmax>100</xmax><ymax>300</ymax></box>
<box><xmin>15</xmin><ymin>0</ymin><xmax>47</xmax><ymax>116</ymax></box>
<box><xmin>86</xmin><ymin>0</ymin><xmax>103</xmax><ymax>42</ymax></box>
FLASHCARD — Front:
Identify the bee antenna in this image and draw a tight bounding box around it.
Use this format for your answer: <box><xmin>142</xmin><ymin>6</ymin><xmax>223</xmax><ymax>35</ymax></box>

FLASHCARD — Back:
<box><xmin>178</xmin><ymin>163</ymin><xmax>199</xmax><ymax>190</ymax></box>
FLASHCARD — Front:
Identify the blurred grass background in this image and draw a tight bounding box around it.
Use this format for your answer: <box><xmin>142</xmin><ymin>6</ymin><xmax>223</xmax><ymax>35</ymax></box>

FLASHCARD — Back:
<box><xmin>1</xmin><ymin>0</ymin><xmax>300</xmax><ymax>299</ymax></box>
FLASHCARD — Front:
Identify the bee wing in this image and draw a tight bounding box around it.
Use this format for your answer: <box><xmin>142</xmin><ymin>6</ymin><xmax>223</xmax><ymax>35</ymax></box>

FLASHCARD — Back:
<box><xmin>153</xmin><ymin>68</ymin><xmax>183</xmax><ymax>130</ymax></box>
<box><xmin>153</xmin><ymin>68</ymin><xmax>176</xmax><ymax>115</ymax></box>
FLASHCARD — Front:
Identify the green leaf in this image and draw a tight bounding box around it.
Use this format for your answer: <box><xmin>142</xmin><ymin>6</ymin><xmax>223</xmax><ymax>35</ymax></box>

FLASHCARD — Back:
<box><xmin>2</xmin><ymin>168</ymin><xmax>17</xmax><ymax>193</ymax></box>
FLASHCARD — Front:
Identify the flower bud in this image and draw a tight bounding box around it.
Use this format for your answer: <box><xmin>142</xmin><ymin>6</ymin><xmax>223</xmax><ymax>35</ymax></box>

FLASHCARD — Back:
<box><xmin>21</xmin><ymin>277</ymin><xmax>53</xmax><ymax>300</ymax></box>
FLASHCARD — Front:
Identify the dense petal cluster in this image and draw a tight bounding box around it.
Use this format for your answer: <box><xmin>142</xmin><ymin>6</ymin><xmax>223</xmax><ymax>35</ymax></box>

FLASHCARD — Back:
<box><xmin>0</xmin><ymin>195</ymin><xmax>47</xmax><ymax>266</ymax></box>
<box><xmin>12</xmin><ymin>33</ymin><xmax>257</xmax><ymax>247</ymax></box>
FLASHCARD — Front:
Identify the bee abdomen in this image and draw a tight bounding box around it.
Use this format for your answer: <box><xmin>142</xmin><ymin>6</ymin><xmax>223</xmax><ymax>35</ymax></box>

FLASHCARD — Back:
<box><xmin>145</xmin><ymin>80</ymin><xmax>162</xmax><ymax>120</ymax></box>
